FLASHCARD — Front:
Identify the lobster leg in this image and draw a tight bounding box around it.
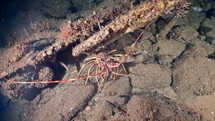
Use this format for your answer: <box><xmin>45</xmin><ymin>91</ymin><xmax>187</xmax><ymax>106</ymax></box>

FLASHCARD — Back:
<box><xmin>85</xmin><ymin>63</ymin><xmax>98</xmax><ymax>85</ymax></box>
<box><xmin>120</xmin><ymin>63</ymin><xmax>128</xmax><ymax>74</ymax></box>
<box><xmin>111</xmin><ymin>69</ymin><xmax>129</xmax><ymax>76</ymax></box>
<box><xmin>98</xmin><ymin>67</ymin><xmax>108</xmax><ymax>89</ymax></box>
<box><xmin>96</xmin><ymin>66</ymin><xmax>100</xmax><ymax>83</ymax></box>
<box><xmin>78</xmin><ymin>60</ymin><xmax>96</xmax><ymax>76</ymax></box>
<box><xmin>111</xmin><ymin>66</ymin><xmax>117</xmax><ymax>81</ymax></box>
<box><xmin>83</xmin><ymin>57</ymin><xmax>96</xmax><ymax>63</ymax></box>
<box><xmin>111</xmin><ymin>54</ymin><xmax>124</xmax><ymax>57</ymax></box>
<box><xmin>59</xmin><ymin>61</ymin><xmax>69</xmax><ymax>71</ymax></box>
<box><xmin>107</xmin><ymin>49</ymin><xmax>117</xmax><ymax>54</ymax></box>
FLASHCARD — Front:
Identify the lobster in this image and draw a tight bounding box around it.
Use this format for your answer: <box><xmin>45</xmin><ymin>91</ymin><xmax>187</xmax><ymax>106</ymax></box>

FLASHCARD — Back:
<box><xmin>4</xmin><ymin>22</ymin><xmax>152</xmax><ymax>88</ymax></box>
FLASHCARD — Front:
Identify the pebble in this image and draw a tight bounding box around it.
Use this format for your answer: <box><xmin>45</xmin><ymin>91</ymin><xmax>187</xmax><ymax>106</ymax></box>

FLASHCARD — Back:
<box><xmin>85</xmin><ymin>106</ymin><xmax>92</xmax><ymax>111</ymax></box>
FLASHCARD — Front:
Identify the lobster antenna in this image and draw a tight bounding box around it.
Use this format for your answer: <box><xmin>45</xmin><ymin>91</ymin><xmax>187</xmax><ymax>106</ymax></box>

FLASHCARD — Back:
<box><xmin>125</xmin><ymin>20</ymin><xmax>154</xmax><ymax>56</ymax></box>
<box><xmin>4</xmin><ymin>69</ymin><xmax>105</xmax><ymax>84</ymax></box>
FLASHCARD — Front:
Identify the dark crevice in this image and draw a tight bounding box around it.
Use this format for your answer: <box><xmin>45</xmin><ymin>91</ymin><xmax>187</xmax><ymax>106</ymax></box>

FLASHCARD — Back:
<box><xmin>21</xmin><ymin>87</ymin><xmax>43</xmax><ymax>101</ymax></box>
<box><xmin>207</xmin><ymin>51</ymin><xmax>215</xmax><ymax>59</ymax></box>
<box><xmin>197</xmin><ymin>26</ymin><xmax>212</xmax><ymax>35</ymax></box>
<box><xmin>155</xmin><ymin>17</ymin><xmax>168</xmax><ymax>34</ymax></box>
<box><xmin>68</xmin><ymin>1</ymin><xmax>78</xmax><ymax>13</ymax></box>
<box><xmin>132</xmin><ymin>0</ymin><xmax>141</xmax><ymax>6</ymax></box>
<box><xmin>204</xmin><ymin>36</ymin><xmax>214</xmax><ymax>44</ymax></box>
<box><xmin>206</xmin><ymin>8</ymin><xmax>215</xmax><ymax>18</ymax></box>
<box><xmin>128</xmin><ymin>76</ymin><xmax>133</xmax><ymax>89</ymax></box>
<box><xmin>106</xmin><ymin>100</ymin><xmax>127</xmax><ymax>114</ymax></box>
<box><xmin>0</xmin><ymin>93</ymin><xmax>11</xmax><ymax>121</ymax></box>
<box><xmin>171</xmin><ymin>43</ymin><xmax>193</xmax><ymax>64</ymax></box>
<box><xmin>169</xmin><ymin>74</ymin><xmax>174</xmax><ymax>87</ymax></box>
<box><xmin>0</xmin><ymin>60</ymin><xmax>66</xmax><ymax>101</ymax></box>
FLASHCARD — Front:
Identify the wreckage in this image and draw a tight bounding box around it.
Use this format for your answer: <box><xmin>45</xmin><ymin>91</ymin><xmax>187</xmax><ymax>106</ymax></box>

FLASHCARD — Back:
<box><xmin>0</xmin><ymin>0</ymin><xmax>185</xmax><ymax>99</ymax></box>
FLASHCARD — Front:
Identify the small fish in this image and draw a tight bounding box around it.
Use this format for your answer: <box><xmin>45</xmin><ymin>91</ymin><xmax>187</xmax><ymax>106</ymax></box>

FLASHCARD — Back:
<box><xmin>111</xmin><ymin>55</ymin><xmax>135</xmax><ymax>63</ymax></box>
<box><xmin>192</xmin><ymin>7</ymin><xmax>203</xmax><ymax>12</ymax></box>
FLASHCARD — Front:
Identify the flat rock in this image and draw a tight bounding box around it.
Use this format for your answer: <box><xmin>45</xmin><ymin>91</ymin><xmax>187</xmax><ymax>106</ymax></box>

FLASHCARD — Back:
<box><xmin>180</xmin><ymin>26</ymin><xmax>199</xmax><ymax>42</ymax></box>
<box><xmin>98</xmin><ymin>76</ymin><xmax>131</xmax><ymax>105</ymax></box>
<box><xmin>31</xmin><ymin>80</ymin><xmax>95</xmax><ymax>121</ymax></box>
<box><xmin>151</xmin><ymin>87</ymin><xmax>179</xmax><ymax>101</ymax></box>
<box><xmin>188</xmin><ymin>10</ymin><xmax>206</xmax><ymax>29</ymax></box>
<box><xmin>201</xmin><ymin>17</ymin><xmax>215</xmax><ymax>45</ymax></box>
<box><xmin>201</xmin><ymin>17</ymin><xmax>215</xmax><ymax>29</ymax></box>
<box><xmin>172</xmin><ymin>46</ymin><xmax>215</xmax><ymax>100</ymax></box>
<box><xmin>88</xmin><ymin>101</ymin><xmax>115</xmax><ymax>121</ymax></box>
<box><xmin>127</xmin><ymin>95</ymin><xmax>201</xmax><ymax>121</ymax></box>
<box><xmin>129</xmin><ymin>63</ymin><xmax>171</xmax><ymax>89</ymax></box>
<box><xmin>158</xmin><ymin>39</ymin><xmax>185</xmax><ymax>65</ymax></box>
<box><xmin>187</xmin><ymin>93</ymin><xmax>215</xmax><ymax>121</ymax></box>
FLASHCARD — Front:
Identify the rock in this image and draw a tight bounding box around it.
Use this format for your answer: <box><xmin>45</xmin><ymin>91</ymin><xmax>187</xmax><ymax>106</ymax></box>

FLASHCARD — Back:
<box><xmin>180</xmin><ymin>26</ymin><xmax>199</xmax><ymax>42</ymax></box>
<box><xmin>34</xmin><ymin>66</ymin><xmax>54</xmax><ymax>88</ymax></box>
<box><xmin>205</xmin><ymin>31</ymin><xmax>215</xmax><ymax>45</ymax></box>
<box><xmin>172</xmin><ymin>46</ymin><xmax>215</xmax><ymax>100</ymax></box>
<box><xmin>202</xmin><ymin>1</ymin><xmax>213</xmax><ymax>11</ymax></box>
<box><xmin>129</xmin><ymin>63</ymin><xmax>171</xmax><ymax>89</ymax></box>
<box><xmin>188</xmin><ymin>10</ymin><xmax>206</xmax><ymax>29</ymax></box>
<box><xmin>88</xmin><ymin>101</ymin><xmax>115</xmax><ymax>121</ymax></box>
<box><xmin>190</xmin><ymin>38</ymin><xmax>215</xmax><ymax>55</ymax></box>
<box><xmin>72</xmin><ymin>77</ymin><xmax>131</xmax><ymax>121</ymax></box>
<box><xmin>85</xmin><ymin>105</ymin><xmax>92</xmax><ymax>111</ymax></box>
<box><xmin>31</xmin><ymin>80</ymin><xmax>95</xmax><ymax>121</ymax></box>
<box><xmin>169</xmin><ymin>25</ymin><xmax>199</xmax><ymax>43</ymax></box>
<box><xmin>151</xmin><ymin>87</ymin><xmax>179</xmax><ymax>101</ymax></box>
<box><xmin>158</xmin><ymin>39</ymin><xmax>185</xmax><ymax>65</ymax></box>
<box><xmin>201</xmin><ymin>17</ymin><xmax>215</xmax><ymax>29</ymax></box>
<box><xmin>0</xmin><ymin>97</ymin><xmax>34</xmax><ymax>121</ymax></box>
<box><xmin>127</xmin><ymin>95</ymin><xmax>201</xmax><ymax>121</ymax></box>
<box><xmin>41</xmin><ymin>0</ymin><xmax>71</xmax><ymax>17</ymax></box>
<box><xmin>114</xmin><ymin>33</ymin><xmax>136</xmax><ymax>51</ymax></box>
<box><xmin>98</xmin><ymin>76</ymin><xmax>131</xmax><ymax>105</ymax></box>
<box><xmin>186</xmin><ymin>94</ymin><xmax>215</xmax><ymax>121</ymax></box>
<box><xmin>201</xmin><ymin>17</ymin><xmax>215</xmax><ymax>45</ymax></box>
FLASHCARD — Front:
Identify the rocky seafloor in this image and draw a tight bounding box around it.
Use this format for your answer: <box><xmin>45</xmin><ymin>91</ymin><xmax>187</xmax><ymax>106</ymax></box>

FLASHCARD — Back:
<box><xmin>0</xmin><ymin>0</ymin><xmax>215</xmax><ymax>121</ymax></box>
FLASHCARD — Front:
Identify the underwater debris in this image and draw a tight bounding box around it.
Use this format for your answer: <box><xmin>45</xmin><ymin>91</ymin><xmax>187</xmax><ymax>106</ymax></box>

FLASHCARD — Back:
<box><xmin>72</xmin><ymin>0</ymin><xmax>186</xmax><ymax>56</ymax></box>
<box><xmin>0</xmin><ymin>0</ymin><xmax>185</xmax><ymax>99</ymax></box>
<box><xmin>165</xmin><ymin>1</ymin><xmax>191</xmax><ymax>18</ymax></box>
